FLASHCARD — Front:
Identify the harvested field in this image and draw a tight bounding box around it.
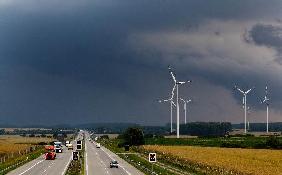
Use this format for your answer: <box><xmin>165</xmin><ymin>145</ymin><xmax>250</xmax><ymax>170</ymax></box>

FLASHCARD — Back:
<box><xmin>0</xmin><ymin>135</ymin><xmax>52</xmax><ymax>158</ymax></box>
<box><xmin>143</xmin><ymin>145</ymin><xmax>282</xmax><ymax>175</ymax></box>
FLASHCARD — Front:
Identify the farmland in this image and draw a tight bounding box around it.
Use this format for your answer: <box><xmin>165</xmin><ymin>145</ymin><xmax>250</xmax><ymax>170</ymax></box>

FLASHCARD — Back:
<box><xmin>142</xmin><ymin>145</ymin><xmax>282</xmax><ymax>175</ymax></box>
<box><xmin>0</xmin><ymin>135</ymin><xmax>53</xmax><ymax>161</ymax></box>
<box><xmin>145</xmin><ymin>136</ymin><xmax>282</xmax><ymax>149</ymax></box>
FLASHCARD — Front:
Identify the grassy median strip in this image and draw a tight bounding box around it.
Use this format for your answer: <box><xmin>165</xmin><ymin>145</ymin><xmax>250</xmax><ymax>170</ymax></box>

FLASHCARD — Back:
<box><xmin>65</xmin><ymin>142</ymin><xmax>85</xmax><ymax>175</ymax></box>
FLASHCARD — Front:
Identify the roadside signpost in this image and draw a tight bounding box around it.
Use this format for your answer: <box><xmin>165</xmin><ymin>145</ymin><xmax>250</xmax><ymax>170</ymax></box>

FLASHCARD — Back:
<box><xmin>149</xmin><ymin>153</ymin><xmax>156</xmax><ymax>162</ymax></box>
<box><xmin>149</xmin><ymin>153</ymin><xmax>157</xmax><ymax>173</ymax></box>
<box><xmin>77</xmin><ymin>140</ymin><xmax>82</xmax><ymax>150</ymax></box>
<box><xmin>76</xmin><ymin>144</ymin><xmax>82</xmax><ymax>150</ymax></box>
<box><xmin>72</xmin><ymin>151</ymin><xmax>79</xmax><ymax>160</ymax></box>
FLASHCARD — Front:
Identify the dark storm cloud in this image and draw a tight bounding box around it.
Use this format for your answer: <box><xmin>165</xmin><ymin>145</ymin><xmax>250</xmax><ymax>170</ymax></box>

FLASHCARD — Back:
<box><xmin>249</xmin><ymin>24</ymin><xmax>282</xmax><ymax>64</ymax></box>
<box><xmin>1</xmin><ymin>0</ymin><xmax>282</xmax><ymax>125</ymax></box>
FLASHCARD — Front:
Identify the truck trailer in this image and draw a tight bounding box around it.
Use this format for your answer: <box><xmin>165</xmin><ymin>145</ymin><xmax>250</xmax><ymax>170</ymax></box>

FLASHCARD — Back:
<box><xmin>44</xmin><ymin>145</ymin><xmax>56</xmax><ymax>160</ymax></box>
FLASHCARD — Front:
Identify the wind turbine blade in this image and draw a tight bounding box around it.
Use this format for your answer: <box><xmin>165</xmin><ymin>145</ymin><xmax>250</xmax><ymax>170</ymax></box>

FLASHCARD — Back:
<box><xmin>168</xmin><ymin>66</ymin><xmax>177</xmax><ymax>83</ymax></box>
<box><xmin>170</xmin><ymin>84</ymin><xmax>176</xmax><ymax>100</ymax></box>
<box><xmin>178</xmin><ymin>81</ymin><xmax>186</xmax><ymax>84</ymax></box>
<box><xmin>265</xmin><ymin>85</ymin><xmax>269</xmax><ymax>96</ymax></box>
<box><xmin>259</xmin><ymin>97</ymin><xmax>264</xmax><ymax>104</ymax></box>
<box><xmin>242</xmin><ymin>97</ymin><xmax>245</xmax><ymax>105</ymax></box>
<box><xmin>245</xmin><ymin>88</ymin><xmax>253</xmax><ymax>94</ymax></box>
<box><xmin>235</xmin><ymin>86</ymin><xmax>244</xmax><ymax>94</ymax></box>
<box><xmin>171</xmin><ymin>101</ymin><xmax>176</xmax><ymax>107</ymax></box>
<box><xmin>170</xmin><ymin>72</ymin><xmax>177</xmax><ymax>83</ymax></box>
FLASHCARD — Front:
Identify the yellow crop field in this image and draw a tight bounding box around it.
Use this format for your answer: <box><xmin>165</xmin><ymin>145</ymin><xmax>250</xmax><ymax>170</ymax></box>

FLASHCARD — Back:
<box><xmin>0</xmin><ymin>135</ymin><xmax>52</xmax><ymax>154</ymax></box>
<box><xmin>143</xmin><ymin>145</ymin><xmax>282</xmax><ymax>175</ymax></box>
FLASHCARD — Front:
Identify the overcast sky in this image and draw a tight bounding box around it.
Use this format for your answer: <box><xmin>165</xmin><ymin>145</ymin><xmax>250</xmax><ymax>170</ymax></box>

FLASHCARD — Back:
<box><xmin>1</xmin><ymin>0</ymin><xmax>282</xmax><ymax>125</ymax></box>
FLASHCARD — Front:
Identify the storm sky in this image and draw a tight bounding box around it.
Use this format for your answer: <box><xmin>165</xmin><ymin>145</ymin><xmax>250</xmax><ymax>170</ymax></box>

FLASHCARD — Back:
<box><xmin>1</xmin><ymin>0</ymin><xmax>282</xmax><ymax>125</ymax></box>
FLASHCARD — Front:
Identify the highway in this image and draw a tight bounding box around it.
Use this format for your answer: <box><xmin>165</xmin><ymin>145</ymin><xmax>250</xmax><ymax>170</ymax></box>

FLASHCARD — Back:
<box><xmin>7</xmin><ymin>132</ymin><xmax>144</xmax><ymax>175</ymax></box>
<box><xmin>85</xmin><ymin>133</ymin><xmax>144</xmax><ymax>175</ymax></box>
<box><xmin>7</xmin><ymin>146</ymin><xmax>72</xmax><ymax>175</ymax></box>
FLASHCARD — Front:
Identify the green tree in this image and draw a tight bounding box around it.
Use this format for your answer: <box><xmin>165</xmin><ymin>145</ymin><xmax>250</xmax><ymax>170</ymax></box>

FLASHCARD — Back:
<box><xmin>266</xmin><ymin>136</ymin><xmax>281</xmax><ymax>149</ymax></box>
<box><xmin>123</xmin><ymin>127</ymin><xmax>145</xmax><ymax>146</ymax></box>
<box><xmin>0</xmin><ymin>129</ymin><xmax>5</xmax><ymax>135</ymax></box>
<box><xmin>100</xmin><ymin>135</ymin><xmax>109</xmax><ymax>139</ymax></box>
<box><xmin>53</xmin><ymin>132</ymin><xmax>58</xmax><ymax>139</ymax></box>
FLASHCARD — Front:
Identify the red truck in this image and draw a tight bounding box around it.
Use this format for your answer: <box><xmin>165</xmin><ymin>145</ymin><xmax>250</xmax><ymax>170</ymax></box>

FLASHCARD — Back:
<box><xmin>44</xmin><ymin>145</ymin><xmax>56</xmax><ymax>160</ymax></box>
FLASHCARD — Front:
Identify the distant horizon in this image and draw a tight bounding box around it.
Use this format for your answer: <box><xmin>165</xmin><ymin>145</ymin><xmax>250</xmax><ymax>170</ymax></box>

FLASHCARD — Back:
<box><xmin>1</xmin><ymin>121</ymin><xmax>281</xmax><ymax>129</ymax></box>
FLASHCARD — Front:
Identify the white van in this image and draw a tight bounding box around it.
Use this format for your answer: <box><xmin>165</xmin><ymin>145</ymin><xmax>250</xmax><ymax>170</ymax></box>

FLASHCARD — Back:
<box><xmin>96</xmin><ymin>143</ymin><xmax>101</xmax><ymax>148</ymax></box>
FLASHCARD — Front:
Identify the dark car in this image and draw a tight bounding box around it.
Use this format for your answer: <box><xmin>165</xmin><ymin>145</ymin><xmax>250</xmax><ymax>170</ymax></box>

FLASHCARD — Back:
<box><xmin>110</xmin><ymin>160</ymin><xmax>118</xmax><ymax>168</ymax></box>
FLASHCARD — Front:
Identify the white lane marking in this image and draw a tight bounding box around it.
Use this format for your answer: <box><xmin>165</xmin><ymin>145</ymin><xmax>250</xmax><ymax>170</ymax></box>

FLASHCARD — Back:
<box><xmin>89</xmin><ymin>142</ymin><xmax>109</xmax><ymax>175</ymax></box>
<box><xmin>101</xmin><ymin>147</ymin><xmax>131</xmax><ymax>175</ymax></box>
<box><xmin>18</xmin><ymin>159</ymin><xmax>44</xmax><ymax>175</ymax></box>
<box><xmin>61</xmin><ymin>150</ymin><xmax>73</xmax><ymax>175</ymax></box>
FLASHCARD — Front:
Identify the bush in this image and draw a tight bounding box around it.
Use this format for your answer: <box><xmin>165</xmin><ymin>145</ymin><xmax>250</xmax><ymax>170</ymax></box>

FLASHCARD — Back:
<box><xmin>38</xmin><ymin>142</ymin><xmax>47</xmax><ymax>145</ymax></box>
<box><xmin>100</xmin><ymin>135</ymin><xmax>109</xmax><ymax>140</ymax></box>
<box><xmin>266</xmin><ymin>136</ymin><xmax>281</xmax><ymax>149</ymax></box>
<box><xmin>220</xmin><ymin>142</ymin><xmax>243</xmax><ymax>148</ymax></box>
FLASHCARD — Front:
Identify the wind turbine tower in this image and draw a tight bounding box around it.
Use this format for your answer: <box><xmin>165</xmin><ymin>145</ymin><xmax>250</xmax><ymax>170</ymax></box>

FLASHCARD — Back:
<box><xmin>180</xmin><ymin>98</ymin><xmax>192</xmax><ymax>124</ymax></box>
<box><xmin>159</xmin><ymin>85</ymin><xmax>176</xmax><ymax>133</ymax></box>
<box><xmin>169</xmin><ymin>66</ymin><xmax>191</xmax><ymax>138</ymax></box>
<box><xmin>234</xmin><ymin>85</ymin><xmax>254</xmax><ymax>134</ymax></box>
<box><xmin>260</xmin><ymin>86</ymin><xmax>270</xmax><ymax>133</ymax></box>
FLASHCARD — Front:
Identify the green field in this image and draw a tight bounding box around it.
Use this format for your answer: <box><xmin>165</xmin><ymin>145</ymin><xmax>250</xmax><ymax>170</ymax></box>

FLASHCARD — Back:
<box><xmin>145</xmin><ymin>136</ymin><xmax>282</xmax><ymax>149</ymax></box>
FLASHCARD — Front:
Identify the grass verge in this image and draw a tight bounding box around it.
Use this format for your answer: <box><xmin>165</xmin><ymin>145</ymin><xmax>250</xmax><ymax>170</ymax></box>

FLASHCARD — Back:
<box><xmin>100</xmin><ymin>139</ymin><xmax>185</xmax><ymax>175</ymax></box>
<box><xmin>0</xmin><ymin>147</ymin><xmax>44</xmax><ymax>175</ymax></box>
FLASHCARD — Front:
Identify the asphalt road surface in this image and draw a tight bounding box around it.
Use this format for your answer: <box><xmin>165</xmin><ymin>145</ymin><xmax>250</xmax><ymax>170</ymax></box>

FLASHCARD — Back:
<box><xmin>85</xmin><ymin>133</ymin><xmax>144</xmax><ymax>175</ymax></box>
<box><xmin>7</xmin><ymin>145</ymin><xmax>73</xmax><ymax>175</ymax></box>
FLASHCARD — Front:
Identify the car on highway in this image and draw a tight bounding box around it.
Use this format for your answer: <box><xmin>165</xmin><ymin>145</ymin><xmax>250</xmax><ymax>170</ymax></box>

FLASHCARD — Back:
<box><xmin>67</xmin><ymin>143</ymin><xmax>73</xmax><ymax>150</ymax></box>
<box><xmin>96</xmin><ymin>143</ymin><xmax>101</xmax><ymax>148</ymax></box>
<box><xmin>55</xmin><ymin>145</ymin><xmax>63</xmax><ymax>153</ymax></box>
<box><xmin>110</xmin><ymin>160</ymin><xmax>118</xmax><ymax>168</ymax></box>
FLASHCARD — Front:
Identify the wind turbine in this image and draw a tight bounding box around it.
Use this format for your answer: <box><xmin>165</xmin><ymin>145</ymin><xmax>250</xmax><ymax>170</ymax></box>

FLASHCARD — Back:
<box><xmin>242</xmin><ymin>97</ymin><xmax>251</xmax><ymax>130</ymax></box>
<box><xmin>169</xmin><ymin>66</ymin><xmax>191</xmax><ymax>138</ymax></box>
<box><xmin>159</xmin><ymin>85</ymin><xmax>176</xmax><ymax>133</ymax></box>
<box><xmin>234</xmin><ymin>85</ymin><xmax>254</xmax><ymax>134</ymax></box>
<box><xmin>260</xmin><ymin>86</ymin><xmax>270</xmax><ymax>133</ymax></box>
<box><xmin>180</xmin><ymin>98</ymin><xmax>192</xmax><ymax>124</ymax></box>
<box><xmin>244</xmin><ymin>106</ymin><xmax>251</xmax><ymax>131</ymax></box>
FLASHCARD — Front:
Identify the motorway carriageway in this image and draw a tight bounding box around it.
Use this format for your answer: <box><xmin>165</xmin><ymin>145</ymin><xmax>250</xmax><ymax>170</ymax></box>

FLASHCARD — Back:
<box><xmin>7</xmin><ymin>145</ymin><xmax>72</xmax><ymax>175</ymax></box>
<box><xmin>7</xmin><ymin>132</ymin><xmax>144</xmax><ymax>175</ymax></box>
<box><xmin>85</xmin><ymin>132</ymin><xmax>144</xmax><ymax>175</ymax></box>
